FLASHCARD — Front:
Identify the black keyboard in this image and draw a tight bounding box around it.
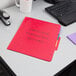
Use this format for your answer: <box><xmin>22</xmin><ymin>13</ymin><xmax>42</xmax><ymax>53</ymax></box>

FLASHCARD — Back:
<box><xmin>53</xmin><ymin>0</ymin><xmax>70</xmax><ymax>3</ymax></box>
<box><xmin>44</xmin><ymin>0</ymin><xmax>75</xmax><ymax>4</ymax></box>
<box><xmin>48</xmin><ymin>2</ymin><xmax>71</xmax><ymax>17</ymax></box>
<box><xmin>45</xmin><ymin>2</ymin><xmax>76</xmax><ymax>26</ymax></box>
<box><xmin>44</xmin><ymin>0</ymin><xmax>55</xmax><ymax>4</ymax></box>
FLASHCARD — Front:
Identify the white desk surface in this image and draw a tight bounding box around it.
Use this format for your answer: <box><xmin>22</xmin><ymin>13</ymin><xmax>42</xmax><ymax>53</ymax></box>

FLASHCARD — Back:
<box><xmin>0</xmin><ymin>0</ymin><xmax>76</xmax><ymax>76</ymax></box>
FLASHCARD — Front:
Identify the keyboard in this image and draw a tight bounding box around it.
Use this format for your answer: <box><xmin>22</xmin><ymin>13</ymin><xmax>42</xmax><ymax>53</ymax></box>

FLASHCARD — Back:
<box><xmin>53</xmin><ymin>0</ymin><xmax>70</xmax><ymax>3</ymax></box>
<box><xmin>44</xmin><ymin>0</ymin><xmax>55</xmax><ymax>4</ymax></box>
<box><xmin>45</xmin><ymin>2</ymin><xmax>76</xmax><ymax>26</ymax></box>
<box><xmin>44</xmin><ymin>0</ymin><xmax>70</xmax><ymax>4</ymax></box>
<box><xmin>44</xmin><ymin>0</ymin><xmax>75</xmax><ymax>4</ymax></box>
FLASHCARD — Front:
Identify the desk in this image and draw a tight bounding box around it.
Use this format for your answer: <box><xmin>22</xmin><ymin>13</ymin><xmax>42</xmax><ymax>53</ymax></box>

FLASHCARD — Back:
<box><xmin>0</xmin><ymin>0</ymin><xmax>76</xmax><ymax>76</ymax></box>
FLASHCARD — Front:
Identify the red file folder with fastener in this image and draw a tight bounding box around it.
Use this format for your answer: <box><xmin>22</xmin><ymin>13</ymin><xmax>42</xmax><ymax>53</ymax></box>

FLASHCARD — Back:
<box><xmin>7</xmin><ymin>17</ymin><xmax>61</xmax><ymax>61</ymax></box>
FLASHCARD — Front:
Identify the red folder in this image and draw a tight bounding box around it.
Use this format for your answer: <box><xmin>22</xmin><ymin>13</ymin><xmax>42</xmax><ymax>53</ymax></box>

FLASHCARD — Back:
<box><xmin>7</xmin><ymin>17</ymin><xmax>61</xmax><ymax>61</ymax></box>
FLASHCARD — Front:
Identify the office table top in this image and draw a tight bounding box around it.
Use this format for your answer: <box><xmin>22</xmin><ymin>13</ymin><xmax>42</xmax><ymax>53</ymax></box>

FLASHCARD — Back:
<box><xmin>0</xmin><ymin>0</ymin><xmax>76</xmax><ymax>76</ymax></box>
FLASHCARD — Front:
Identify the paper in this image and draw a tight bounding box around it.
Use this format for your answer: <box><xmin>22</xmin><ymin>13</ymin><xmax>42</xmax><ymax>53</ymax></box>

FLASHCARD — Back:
<box><xmin>67</xmin><ymin>33</ymin><xmax>76</xmax><ymax>45</ymax></box>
